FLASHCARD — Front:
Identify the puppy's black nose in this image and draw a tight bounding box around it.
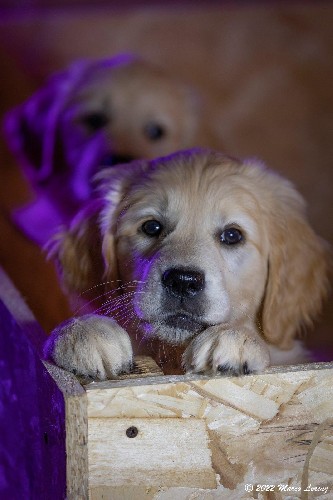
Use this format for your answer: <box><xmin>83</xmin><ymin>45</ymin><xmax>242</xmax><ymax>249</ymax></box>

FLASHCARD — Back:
<box><xmin>162</xmin><ymin>268</ymin><xmax>205</xmax><ymax>299</ymax></box>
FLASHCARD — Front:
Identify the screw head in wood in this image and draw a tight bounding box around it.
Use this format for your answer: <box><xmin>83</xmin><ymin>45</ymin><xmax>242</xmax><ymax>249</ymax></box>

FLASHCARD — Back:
<box><xmin>126</xmin><ymin>426</ymin><xmax>139</xmax><ymax>438</ymax></box>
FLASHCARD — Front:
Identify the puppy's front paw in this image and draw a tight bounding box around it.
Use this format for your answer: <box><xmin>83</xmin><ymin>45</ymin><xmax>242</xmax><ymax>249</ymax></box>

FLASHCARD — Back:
<box><xmin>44</xmin><ymin>314</ymin><xmax>133</xmax><ymax>380</ymax></box>
<box><xmin>183</xmin><ymin>327</ymin><xmax>270</xmax><ymax>376</ymax></box>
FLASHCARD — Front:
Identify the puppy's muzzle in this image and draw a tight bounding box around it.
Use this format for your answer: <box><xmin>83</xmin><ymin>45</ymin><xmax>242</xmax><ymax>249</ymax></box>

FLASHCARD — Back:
<box><xmin>160</xmin><ymin>268</ymin><xmax>207</xmax><ymax>335</ymax></box>
<box><xmin>162</xmin><ymin>268</ymin><xmax>205</xmax><ymax>299</ymax></box>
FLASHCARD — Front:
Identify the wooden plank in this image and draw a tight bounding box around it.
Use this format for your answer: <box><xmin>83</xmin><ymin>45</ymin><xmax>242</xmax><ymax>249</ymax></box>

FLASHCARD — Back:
<box><xmin>0</xmin><ymin>268</ymin><xmax>88</xmax><ymax>499</ymax></box>
<box><xmin>0</xmin><ymin>299</ymin><xmax>67</xmax><ymax>499</ymax></box>
<box><xmin>124</xmin><ymin>356</ymin><xmax>163</xmax><ymax>377</ymax></box>
<box><xmin>88</xmin><ymin>418</ymin><xmax>216</xmax><ymax>491</ymax></box>
<box><xmin>45</xmin><ymin>363</ymin><xmax>88</xmax><ymax>499</ymax></box>
<box><xmin>86</xmin><ymin>364</ymin><xmax>333</xmax><ymax>498</ymax></box>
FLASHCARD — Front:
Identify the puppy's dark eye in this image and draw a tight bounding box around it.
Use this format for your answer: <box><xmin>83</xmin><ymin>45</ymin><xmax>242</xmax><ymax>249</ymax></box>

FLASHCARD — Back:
<box><xmin>220</xmin><ymin>227</ymin><xmax>243</xmax><ymax>245</ymax></box>
<box><xmin>144</xmin><ymin>122</ymin><xmax>166</xmax><ymax>141</ymax></box>
<box><xmin>81</xmin><ymin>112</ymin><xmax>109</xmax><ymax>131</ymax></box>
<box><xmin>142</xmin><ymin>220</ymin><xmax>163</xmax><ymax>237</ymax></box>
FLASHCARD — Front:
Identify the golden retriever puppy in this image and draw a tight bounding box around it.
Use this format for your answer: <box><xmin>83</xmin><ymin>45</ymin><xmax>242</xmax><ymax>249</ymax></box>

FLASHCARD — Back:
<box><xmin>44</xmin><ymin>149</ymin><xmax>330</xmax><ymax>377</ymax></box>
<box><xmin>4</xmin><ymin>54</ymin><xmax>202</xmax><ymax>245</ymax></box>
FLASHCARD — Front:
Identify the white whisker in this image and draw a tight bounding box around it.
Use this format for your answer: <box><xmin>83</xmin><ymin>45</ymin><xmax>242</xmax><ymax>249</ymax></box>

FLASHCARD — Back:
<box><xmin>73</xmin><ymin>281</ymin><xmax>145</xmax><ymax>316</ymax></box>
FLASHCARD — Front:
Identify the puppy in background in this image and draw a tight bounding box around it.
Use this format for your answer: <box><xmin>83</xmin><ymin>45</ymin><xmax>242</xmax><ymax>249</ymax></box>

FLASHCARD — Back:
<box><xmin>45</xmin><ymin>149</ymin><xmax>331</xmax><ymax>378</ymax></box>
<box><xmin>4</xmin><ymin>54</ymin><xmax>203</xmax><ymax>245</ymax></box>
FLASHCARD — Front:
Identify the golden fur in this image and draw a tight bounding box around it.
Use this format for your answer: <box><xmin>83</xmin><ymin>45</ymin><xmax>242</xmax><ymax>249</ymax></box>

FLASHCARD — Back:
<box><xmin>45</xmin><ymin>149</ymin><xmax>331</xmax><ymax>377</ymax></box>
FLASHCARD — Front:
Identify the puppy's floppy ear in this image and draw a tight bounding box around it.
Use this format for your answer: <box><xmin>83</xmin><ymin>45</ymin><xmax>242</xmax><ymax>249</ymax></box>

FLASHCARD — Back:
<box><xmin>48</xmin><ymin>199</ymin><xmax>106</xmax><ymax>295</ymax></box>
<box><xmin>261</xmin><ymin>179</ymin><xmax>331</xmax><ymax>349</ymax></box>
<box><xmin>3</xmin><ymin>60</ymin><xmax>93</xmax><ymax>183</ymax></box>
<box><xmin>48</xmin><ymin>159</ymin><xmax>149</xmax><ymax>295</ymax></box>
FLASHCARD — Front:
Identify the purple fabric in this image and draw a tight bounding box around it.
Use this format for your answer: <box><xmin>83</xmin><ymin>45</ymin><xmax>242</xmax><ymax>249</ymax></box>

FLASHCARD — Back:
<box><xmin>12</xmin><ymin>196</ymin><xmax>64</xmax><ymax>246</ymax></box>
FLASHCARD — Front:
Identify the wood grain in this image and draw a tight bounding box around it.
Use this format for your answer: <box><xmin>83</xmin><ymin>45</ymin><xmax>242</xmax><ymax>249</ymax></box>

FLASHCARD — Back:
<box><xmin>86</xmin><ymin>364</ymin><xmax>333</xmax><ymax>498</ymax></box>
<box><xmin>89</xmin><ymin>418</ymin><xmax>216</xmax><ymax>489</ymax></box>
